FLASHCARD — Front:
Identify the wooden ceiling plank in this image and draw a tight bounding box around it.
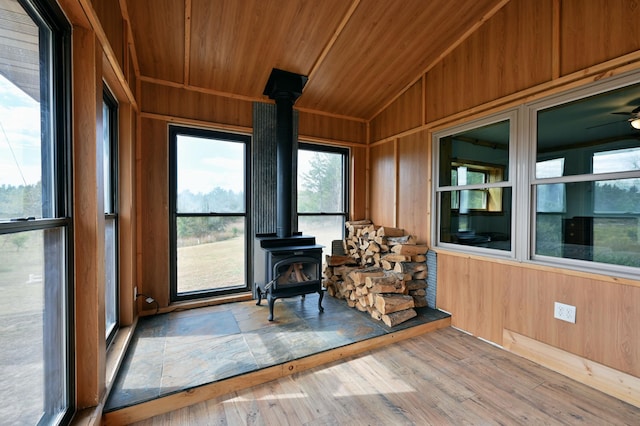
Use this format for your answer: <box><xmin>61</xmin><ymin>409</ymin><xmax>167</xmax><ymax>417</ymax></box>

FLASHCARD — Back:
<box><xmin>368</xmin><ymin>0</ymin><xmax>510</xmax><ymax>121</ymax></box>
<box><xmin>126</xmin><ymin>0</ymin><xmax>185</xmax><ymax>84</ymax></box>
<box><xmin>119</xmin><ymin>0</ymin><xmax>140</xmax><ymax>77</ymax></box>
<box><xmin>307</xmin><ymin>0</ymin><xmax>360</xmax><ymax>83</ymax></box>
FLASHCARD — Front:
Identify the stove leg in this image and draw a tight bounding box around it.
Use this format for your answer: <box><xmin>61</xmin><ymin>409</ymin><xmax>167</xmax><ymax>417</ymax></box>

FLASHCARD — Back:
<box><xmin>317</xmin><ymin>290</ymin><xmax>324</xmax><ymax>313</ymax></box>
<box><xmin>256</xmin><ymin>286</ymin><xmax>262</xmax><ymax>306</ymax></box>
<box><xmin>267</xmin><ymin>293</ymin><xmax>275</xmax><ymax>321</ymax></box>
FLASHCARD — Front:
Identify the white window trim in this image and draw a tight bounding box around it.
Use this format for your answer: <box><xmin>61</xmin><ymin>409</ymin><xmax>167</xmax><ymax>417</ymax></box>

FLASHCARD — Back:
<box><xmin>432</xmin><ymin>109</ymin><xmax>518</xmax><ymax>259</ymax></box>
<box><xmin>524</xmin><ymin>70</ymin><xmax>640</xmax><ymax>280</ymax></box>
<box><xmin>432</xmin><ymin>69</ymin><xmax>640</xmax><ymax>280</ymax></box>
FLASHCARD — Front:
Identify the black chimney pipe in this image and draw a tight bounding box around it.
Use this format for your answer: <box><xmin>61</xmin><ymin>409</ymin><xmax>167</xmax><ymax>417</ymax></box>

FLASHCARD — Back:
<box><xmin>263</xmin><ymin>69</ymin><xmax>308</xmax><ymax>238</ymax></box>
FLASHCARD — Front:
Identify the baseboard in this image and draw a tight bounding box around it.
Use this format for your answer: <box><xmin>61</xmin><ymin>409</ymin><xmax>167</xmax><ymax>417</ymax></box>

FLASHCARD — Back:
<box><xmin>503</xmin><ymin>329</ymin><xmax>640</xmax><ymax>408</ymax></box>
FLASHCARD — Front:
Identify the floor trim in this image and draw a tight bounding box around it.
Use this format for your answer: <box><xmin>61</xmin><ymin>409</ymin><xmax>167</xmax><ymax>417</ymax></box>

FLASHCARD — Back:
<box><xmin>102</xmin><ymin>316</ymin><xmax>451</xmax><ymax>424</ymax></box>
<box><xmin>503</xmin><ymin>328</ymin><xmax>640</xmax><ymax>408</ymax></box>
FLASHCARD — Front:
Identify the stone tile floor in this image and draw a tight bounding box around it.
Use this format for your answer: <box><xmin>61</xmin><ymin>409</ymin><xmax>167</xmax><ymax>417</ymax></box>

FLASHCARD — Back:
<box><xmin>105</xmin><ymin>293</ymin><xmax>449</xmax><ymax>412</ymax></box>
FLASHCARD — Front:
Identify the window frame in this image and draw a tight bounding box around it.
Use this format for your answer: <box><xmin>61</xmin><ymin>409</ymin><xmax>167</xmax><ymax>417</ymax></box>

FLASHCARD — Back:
<box><xmin>168</xmin><ymin>125</ymin><xmax>251</xmax><ymax>301</ymax></box>
<box><xmin>432</xmin><ymin>110</ymin><xmax>517</xmax><ymax>257</ymax></box>
<box><xmin>0</xmin><ymin>0</ymin><xmax>74</xmax><ymax>423</ymax></box>
<box><xmin>527</xmin><ymin>71</ymin><xmax>640</xmax><ymax>278</ymax></box>
<box><xmin>297</xmin><ymin>142</ymin><xmax>350</xmax><ymax>243</ymax></box>
<box><xmin>103</xmin><ymin>86</ymin><xmax>119</xmax><ymax>346</ymax></box>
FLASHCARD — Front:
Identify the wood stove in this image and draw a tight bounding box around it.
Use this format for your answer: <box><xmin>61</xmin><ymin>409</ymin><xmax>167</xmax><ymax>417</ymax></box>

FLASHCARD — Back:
<box><xmin>254</xmin><ymin>234</ymin><xmax>324</xmax><ymax>321</ymax></box>
<box><xmin>253</xmin><ymin>68</ymin><xmax>325</xmax><ymax>321</ymax></box>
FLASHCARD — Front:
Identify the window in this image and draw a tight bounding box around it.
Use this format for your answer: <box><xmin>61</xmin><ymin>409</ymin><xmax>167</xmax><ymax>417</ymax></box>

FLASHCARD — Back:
<box><xmin>103</xmin><ymin>88</ymin><xmax>118</xmax><ymax>345</ymax></box>
<box><xmin>0</xmin><ymin>0</ymin><xmax>72</xmax><ymax>424</ymax></box>
<box><xmin>434</xmin><ymin>70</ymin><xmax>640</xmax><ymax>277</ymax></box>
<box><xmin>533</xmin><ymin>78</ymin><xmax>640</xmax><ymax>270</ymax></box>
<box><xmin>169</xmin><ymin>126</ymin><xmax>250</xmax><ymax>300</ymax></box>
<box><xmin>297</xmin><ymin>143</ymin><xmax>349</xmax><ymax>253</ymax></box>
<box><xmin>434</xmin><ymin>115</ymin><xmax>514</xmax><ymax>252</ymax></box>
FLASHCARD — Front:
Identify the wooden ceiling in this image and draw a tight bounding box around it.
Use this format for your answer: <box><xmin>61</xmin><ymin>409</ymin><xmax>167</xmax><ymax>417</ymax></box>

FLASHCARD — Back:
<box><xmin>125</xmin><ymin>0</ymin><xmax>507</xmax><ymax>120</ymax></box>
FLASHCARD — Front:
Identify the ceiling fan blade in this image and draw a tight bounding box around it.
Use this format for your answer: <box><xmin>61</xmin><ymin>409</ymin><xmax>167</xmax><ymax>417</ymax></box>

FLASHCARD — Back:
<box><xmin>586</xmin><ymin>119</ymin><xmax>626</xmax><ymax>130</ymax></box>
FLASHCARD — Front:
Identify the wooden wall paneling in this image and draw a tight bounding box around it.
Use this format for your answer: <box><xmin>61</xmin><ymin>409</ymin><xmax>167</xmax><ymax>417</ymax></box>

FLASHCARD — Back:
<box><xmin>435</xmin><ymin>252</ymin><xmax>468</xmax><ymax>316</ymax></box>
<box><xmin>138</xmin><ymin>118</ymin><xmax>170</xmax><ymax>308</ymax></box>
<box><xmin>72</xmin><ymin>26</ymin><xmax>106</xmax><ymax>408</ymax></box>
<box><xmin>436</xmin><ymin>253</ymin><xmax>507</xmax><ymax>345</ymax></box>
<box><xmin>370</xmin><ymin>80</ymin><xmax>423</xmax><ymax>142</ymax></box>
<box><xmin>91</xmin><ymin>0</ymin><xmax>124</xmax><ymax>70</ymax></box>
<box><xmin>118</xmin><ymin>102</ymin><xmax>136</xmax><ymax>326</ymax></box>
<box><xmin>300</xmin><ymin>0</ymin><xmax>505</xmax><ymax>118</ymax></box>
<box><xmin>396</xmin><ymin>131</ymin><xmax>429</xmax><ymax>244</ymax></box>
<box><xmin>560</xmin><ymin>0</ymin><xmax>640</xmax><ymax>76</ymax></box>
<box><xmin>504</xmin><ymin>267</ymin><xmax>640</xmax><ymax>378</ymax></box>
<box><xmin>350</xmin><ymin>145</ymin><xmax>367</xmax><ymax>221</ymax></box>
<box><xmin>140</xmin><ymin>81</ymin><xmax>253</xmax><ymax>129</ymax></box>
<box><xmin>425</xmin><ymin>0</ymin><xmax>554</xmax><ymax>122</ymax></box>
<box><xmin>126</xmin><ymin>0</ymin><xmax>184</xmax><ymax>83</ymax></box>
<box><xmin>369</xmin><ymin>141</ymin><xmax>396</xmax><ymax>227</ymax></box>
<box><xmin>298</xmin><ymin>111</ymin><xmax>366</xmax><ymax>144</ymax></box>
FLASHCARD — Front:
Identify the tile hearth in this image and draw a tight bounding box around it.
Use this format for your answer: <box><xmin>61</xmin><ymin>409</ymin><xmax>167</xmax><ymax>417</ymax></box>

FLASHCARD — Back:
<box><xmin>105</xmin><ymin>293</ymin><xmax>449</xmax><ymax>412</ymax></box>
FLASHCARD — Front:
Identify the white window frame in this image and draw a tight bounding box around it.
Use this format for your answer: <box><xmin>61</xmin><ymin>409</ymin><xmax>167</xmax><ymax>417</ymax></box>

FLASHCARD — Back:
<box><xmin>432</xmin><ymin>69</ymin><xmax>640</xmax><ymax>280</ymax></box>
<box><xmin>432</xmin><ymin>109</ymin><xmax>518</xmax><ymax>259</ymax></box>
<box><xmin>526</xmin><ymin>70</ymin><xmax>640</xmax><ymax>279</ymax></box>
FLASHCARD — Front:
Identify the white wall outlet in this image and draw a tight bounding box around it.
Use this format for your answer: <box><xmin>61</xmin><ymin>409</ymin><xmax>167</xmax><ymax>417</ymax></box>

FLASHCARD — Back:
<box><xmin>554</xmin><ymin>302</ymin><xmax>576</xmax><ymax>323</ymax></box>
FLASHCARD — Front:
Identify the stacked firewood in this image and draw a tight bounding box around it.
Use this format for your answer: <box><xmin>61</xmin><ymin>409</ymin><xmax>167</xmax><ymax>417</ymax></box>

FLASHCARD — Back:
<box><xmin>323</xmin><ymin>220</ymin><xmax>429</xmax><ymax>327</ymax></box>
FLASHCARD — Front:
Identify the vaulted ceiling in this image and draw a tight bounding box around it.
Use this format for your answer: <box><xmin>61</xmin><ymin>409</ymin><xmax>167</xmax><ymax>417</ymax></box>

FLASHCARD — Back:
<box><xmin>125</xmin><ymin>0</ymin><xmax>506</xmax><ymax>120</ymax></box>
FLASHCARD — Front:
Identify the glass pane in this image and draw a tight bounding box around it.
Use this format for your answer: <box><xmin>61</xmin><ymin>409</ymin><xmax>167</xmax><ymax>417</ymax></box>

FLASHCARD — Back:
<box><xmin>298</xmin><ymin>215</ymin><xmax>344</xmax><ymax>257</ymax></box>
<box><xmin>298</xmin><ymin>150</ymin><xmax>345</xmax><ymax>213</ymax></box>
<box><xmin>535</xmin><ymin>180</ymin><xmax>640</xmax><ymax>267</ymax></box>
<box><xmin>439</xmin><ymin>188</ymin><xmax>512</xmax><ymax>251</ymax></box>
<box><xmin>439</xmin><ymin>120</ymin><xmax>510</xmax><ymax>186</ymax></box>
<box><xmin>0</xmin><ymin>8</ymin><xmax>47</xmax><ymax>220</ymax></box>
<box><xmin>103</xmin><ymin>100</ymin><xmax>112</xmax><ymax>213</ymax></box>
<box><xmin>0</xmin><ymin>228</ymin><xmax>67</xmax><ymax>423</ymax></box>
<box><xmin>595</xmin><ymin>178</ymin><xmax>640</xmax><ymax>214</ymax></box>
<box><xmin>536</xmin><ymin>183</ymin><xmax>566</xmax><ymax>213</ymax></box>
<box><xmin>537</xmin><ymin>82</ymin><xmax>640</xmax><ymax>178</ymax></box>
<box><xmin>176</xmin><ymin>216</ymin><xmax>245</xmax><ymax>293</ymax></box>
<box><xmin>105</xmin><ymin>218</ymin><xmax>117</xmax><ymax>338</ymax></box>
<box><xmin>177</xmin><ymin>135</ymin><xmax>245</xmax><ymax>213</ymax></box>
<box><xmin>593</xmin><ymin>147</ymin><xmax>640</xmax><ymax>174</ymax></box>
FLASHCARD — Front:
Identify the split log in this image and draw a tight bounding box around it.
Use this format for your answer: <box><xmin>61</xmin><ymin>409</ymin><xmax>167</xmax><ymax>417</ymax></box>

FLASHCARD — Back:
<box><xmin>386</xmin><ymin>235</ymin><xmax>416</xmax><ymax>245</ymax></box>
<box><xmin>333</xmin><ymin>265</ymin><xmax>361</xmax><ymax>278</ymax></box>
<box><xmin>366</xmin><ymin>274</ymin><xmax>406</xmax><ymax>293</ymax></box>
<box><xmin>413</xmin><ymin>270</ymin><xmax>427</xmax><ymax>280</ymax></box>
<box><xmin>346</xmin><ymin>219</ymin><xmax>372</xmax><ymax>227</ymax></box>
<box><xmin>394</xmin><ymin>262</ymin><xmax>427</xmax><ymax>275</ymax></box>
<box><xmin>376</xmin><ymin>226</ymin><xmax>405</xmax><ymax>237</ymax></box>
<box><xmin>412</xmin><ymin>254</ymin><xmax>427</xmax><ymax>263</ymax></box>
<box><xmin>374</xmin><ymin>294</ymin><xmax>414</xmax><ymax>315</ymax></box>
<box><xmin>406</xmin><ymin>280</ymin><xmax>427</xmax><ymax>291</ymax></box>
<box><xmin>325</xmin><ymin>255</ymin><xmax>358</xmax><ymax>266</ymax></box>
<box><xmin>382</xmin><ymin>308</ymin><xmax>417</xmax><ymax>327</ymax></box>
<box><xmin>380</xmin><ymin>259</ymin><xmax>394</xmax><ymax>270</ymax></box>
<box><xmin>411</xmin><ymin>297</ymin><xmax>428</xmax><ymax>308</ymax></box>
<box><xmin>391</xmin><ymin>244</ymin><xmax>428</xmax><ymax>255</ymax></box>
<box><xmin>381</xmin><ymin>253</ymin><xmax>412</xmax><ymax>263</ymax></box>
<box><xmin>348</xmin><ymin>267</ymin><xmax>384</xmax><ymax>285</ymax></box>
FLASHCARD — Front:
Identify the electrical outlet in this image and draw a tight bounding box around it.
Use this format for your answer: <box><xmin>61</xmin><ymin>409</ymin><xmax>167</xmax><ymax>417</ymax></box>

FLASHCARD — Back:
<box><xmin>554</xmin><ymin>302</ymin><xmax>576</xmax><ymax>323</ymax></box>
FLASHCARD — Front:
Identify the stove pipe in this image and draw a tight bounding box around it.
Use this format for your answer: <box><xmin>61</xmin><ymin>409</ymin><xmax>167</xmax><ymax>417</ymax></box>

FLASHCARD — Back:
<box><xmin>263</xmin><ymin>69</ymin><xmax>308</xmax><ymax>238</ymax></box>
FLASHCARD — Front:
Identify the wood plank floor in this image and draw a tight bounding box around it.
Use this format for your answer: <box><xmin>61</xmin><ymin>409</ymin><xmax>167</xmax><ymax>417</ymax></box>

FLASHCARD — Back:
<box><xmin>130</xmin><ymin>327</ymin><xmax>640</xmax><ymax>425</ymax></box>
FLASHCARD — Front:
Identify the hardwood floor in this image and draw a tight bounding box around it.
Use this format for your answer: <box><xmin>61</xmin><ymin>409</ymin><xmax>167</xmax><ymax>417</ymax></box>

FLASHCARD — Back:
<box><xmin>130</xmin><ymin>327</ymin><xmax>640</xmax><ymax>425</ymax></box>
